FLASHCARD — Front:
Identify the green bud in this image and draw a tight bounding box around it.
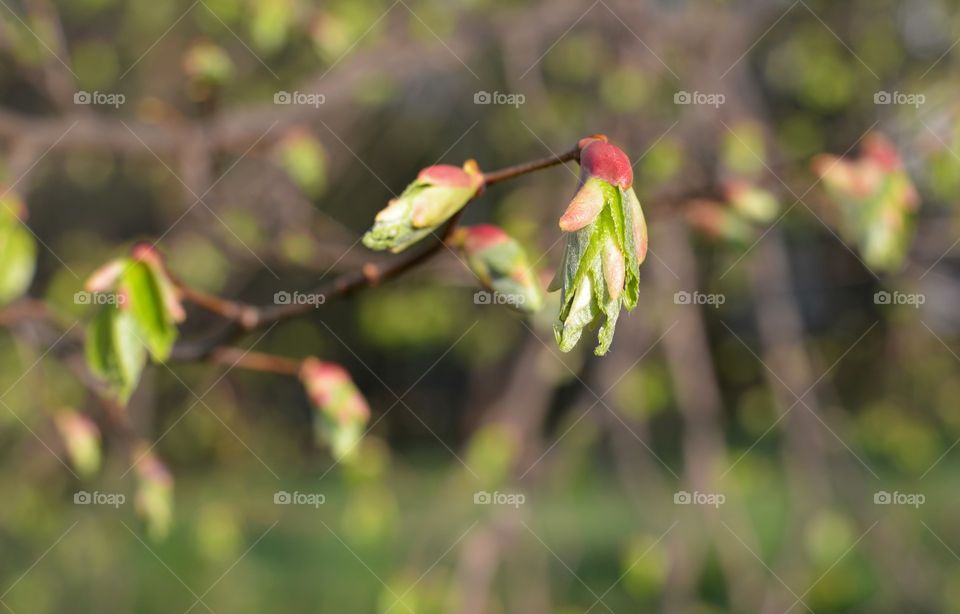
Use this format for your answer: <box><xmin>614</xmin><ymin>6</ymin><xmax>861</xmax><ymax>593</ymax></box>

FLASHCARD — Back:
<box><xmin>363</xmin><ymin>161</ymin><xmax>483</xmax><ymax>253</ymax></box>
<box><xmin>453</xmin><ymin>224</ymin><xmax>543</xmax><ymax>313</ymax></box>
<box><xmin>551</xmin><ymin>140</ymin><xmax>647</xmax><ymax>355</ymax></box>
<box><xmin>300</xmin><ymin>358</ymin><xmax>371</xmax><ymax>460</ymax></box>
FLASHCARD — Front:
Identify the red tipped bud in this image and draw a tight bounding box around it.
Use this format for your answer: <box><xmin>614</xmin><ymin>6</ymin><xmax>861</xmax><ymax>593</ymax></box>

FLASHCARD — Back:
<box><xmin>364</xmin><ymin>160</ymin><xmax>484</xmax><ymax>253</ymax></box>
<box><xmin>300</xmin><ymin>358</ymin><xmax>371</xmax><ymax>459</ymax></box>
<box><xmin>552</xmin><ymin>139</ymin><xmax>647</xmax><ymax>355</ymax></box>
<box><xmin>456</xmin><ymin>225</ymin><xmax>543</xmax><ymax>313</ymax></box>
<box><xmin>580</xmin><ymin>140</ymin><xmax>633</xmax><ymax>188</ymax></box>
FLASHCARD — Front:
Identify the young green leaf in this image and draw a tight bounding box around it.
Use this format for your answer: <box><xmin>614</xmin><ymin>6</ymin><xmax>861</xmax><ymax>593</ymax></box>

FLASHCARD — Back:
<box><xmin>85</xmin><ymin>304</ymin><xmax>146</xmax><ymax>402</ymax></box>
<box><xmin>119</xmin><ymin>260</ymin><xmax>178</xmax><ymax>361</ymax></box>
<box><xmin>0</xmin><ymin>196</ymin><xmax>37</xmax><ymax>305</ymax></box>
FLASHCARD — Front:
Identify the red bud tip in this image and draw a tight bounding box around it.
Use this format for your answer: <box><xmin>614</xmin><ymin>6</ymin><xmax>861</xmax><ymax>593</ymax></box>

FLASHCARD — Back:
<box><xmin>301</xmin><ymin>358</ymin><xmax>349</xmax><ymax>386</ymax></box>
<box><xmin>723</xmin><ymin>179</ymin><xmax>750</xmax><ymax>201</ymax></box>
<box><xmin>577</xmin><ymin>134</ymin><xmax>608</xmax><ymax>150</ymax></box>
<box><xmin>134</xmin><ymin>445</ymin><xmax>174</xmax><ymax>486</ymax></box>
<box><xmin>862</xmin><ymin>133</ymin><xmax>903</xmax><ymax>171</ymax></box>
<box><xmin>418</xmin><ymin>164</ymin><xmax>480</xmax><ymax>188</ymax></box>
<box><xmin>580</xmin><ymin>141</ymin><xmax>633</xmax><ymax>188</ymax></box>
<box><xmin>130</xmin><ymin>242</ymin><xmax>162</xmax><ymax>266</ymax></box>
<box><xmin>461</xmin><ymin>224</ymin><xmax>509</xmax><ymax>252</ymax></box>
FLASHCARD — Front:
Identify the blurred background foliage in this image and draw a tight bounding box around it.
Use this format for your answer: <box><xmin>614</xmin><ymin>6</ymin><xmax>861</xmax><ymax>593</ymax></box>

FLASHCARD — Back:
<box><xmin>2</xmin><ymin>0</ymin><xmax>960</xmax><ymax>612</ymax></box>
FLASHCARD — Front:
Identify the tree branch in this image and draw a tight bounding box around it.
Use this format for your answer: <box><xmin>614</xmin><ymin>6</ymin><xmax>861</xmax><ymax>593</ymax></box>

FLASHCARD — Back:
<box><xmin>170</xmin><ymin>142</ymin><xmax>586</xmax><ymax>361</ymax></box>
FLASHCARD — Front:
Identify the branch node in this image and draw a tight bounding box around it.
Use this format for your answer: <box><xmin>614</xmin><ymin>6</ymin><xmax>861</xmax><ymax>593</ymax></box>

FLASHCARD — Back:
<box><xmin>362</xmin><ymin>262</ymin><xmax>381</xmax><ymax>285</ymax></box>
<box><xmin>239</xmin><ymin>307</ymin><xmax>260</xmax><ymax>330</ymax></box>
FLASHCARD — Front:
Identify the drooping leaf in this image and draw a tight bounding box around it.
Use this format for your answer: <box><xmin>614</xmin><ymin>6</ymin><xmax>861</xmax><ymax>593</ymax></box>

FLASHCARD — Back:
<box><xmin>85</xmin><ymin>303</ymin><xmax>146</xmax><ymax>402</ymax></box>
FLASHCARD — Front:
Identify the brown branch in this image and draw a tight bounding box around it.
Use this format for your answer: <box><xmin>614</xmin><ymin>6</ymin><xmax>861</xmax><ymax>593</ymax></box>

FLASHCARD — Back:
<box><xmin>170</xmin><ymin>142</ymin><xmax>588</xmax><ymax>361</ymax></box>
<box><xmin>207</xmin><ymin>347</ymin><xmax>301</xmax><ymax>376</ymax></box>
<box><xmin>481</xmin><ymin>146</ymin><xmax>580</xmax><ymax>186</ymax></box>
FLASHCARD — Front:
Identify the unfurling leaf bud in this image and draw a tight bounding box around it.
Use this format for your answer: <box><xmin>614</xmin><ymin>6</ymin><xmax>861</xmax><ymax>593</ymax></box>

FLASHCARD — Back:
<box><xmin>812</xmin><ymin>132</ymin><xmax>919</xmax><ymax>271</ymax></box>
<box><xmin>452</xmin><ymin>224</ymin><xmax>543</xmax><ymax>313</ymax></box>
<box><xmin>362</xmin><ymin>161</ymin><xmax>484</xmax><ymax>253</ymax></box>
<box><xmin>300</xmin><ymin>358</ymin><xmax>371</xmax><ymax>460</ymax></box>
<box><xmin>551</xmin><ymin>139</ymin><xmax>647</xmax><ymax>356</ymax></box>
<box><xmin>84</xmin><ymin>245</ymin><xmax>185</xmax><ymax>403</ymax></box>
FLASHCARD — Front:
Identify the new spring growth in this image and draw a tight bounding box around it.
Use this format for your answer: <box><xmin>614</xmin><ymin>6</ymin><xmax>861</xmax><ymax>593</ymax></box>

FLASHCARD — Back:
<box><xmin>86</xmin><ymin>243</ymin><xmax>186</xmax><ymax>326</ymax></box>
<box><xmin>84</xmin><ymin>244</ymin><xmax>186</xmax><ymax>402</ymax></box>
<box><xmin>451</xmin><ymin>224</ymin><xmax>543</xmax><ymax>313</ymax></box>
<box><xmin>300</xmin><ymin>358</ymin><xmax>371</xmax><ymax>461</ymax></box>
<box><xmin>362</xmin><ymin>161</ymin><xmax>484</xmax><ymax>253</ymax></box>
<box><xmin>812</xmin><ymin>132</ymin><xmax>919</xmax><ymax>271</ymax></box>
<box><xmin>551</xmin><ymin>136</ymin><xmax>648</xmax><ymax>356</ymax></box>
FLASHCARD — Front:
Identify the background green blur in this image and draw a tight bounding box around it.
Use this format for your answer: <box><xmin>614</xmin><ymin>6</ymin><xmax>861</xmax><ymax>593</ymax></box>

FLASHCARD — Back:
<box><xmin>2</xmin><ymin>0</ymin><xmax>960</xmax><ymax>612</ymax></box>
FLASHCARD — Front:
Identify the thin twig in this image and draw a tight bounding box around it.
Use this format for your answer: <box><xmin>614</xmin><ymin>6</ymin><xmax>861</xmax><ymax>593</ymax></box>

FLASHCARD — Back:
<box><xmin>171</xmin><ymin>143</ymin><xmax>586</xmax><ymax>360</ymax></box>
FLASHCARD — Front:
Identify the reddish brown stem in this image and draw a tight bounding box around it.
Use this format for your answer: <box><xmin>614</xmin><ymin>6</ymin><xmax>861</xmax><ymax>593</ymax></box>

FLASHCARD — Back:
<box><xmin>481</xmin><ymin>146</ymin><xmax>580</xmax><ymax>186</ymax></box>
<box><xmin>207</xmin><ymin>347</ymin><xmax>301</xmax><ymax>376</ymax></box>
